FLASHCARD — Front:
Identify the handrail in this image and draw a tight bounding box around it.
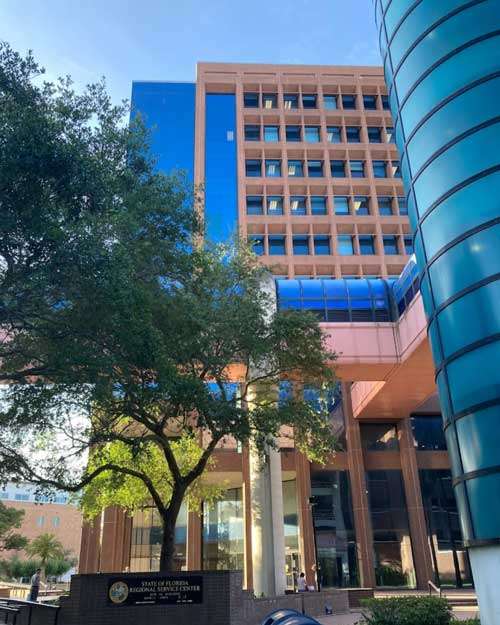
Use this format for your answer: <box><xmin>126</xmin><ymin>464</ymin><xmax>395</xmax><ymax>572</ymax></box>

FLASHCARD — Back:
<box><xmin>428</xmin><ymin>580</ymin><xmax>442</xmax><ymax>597</ymax></box>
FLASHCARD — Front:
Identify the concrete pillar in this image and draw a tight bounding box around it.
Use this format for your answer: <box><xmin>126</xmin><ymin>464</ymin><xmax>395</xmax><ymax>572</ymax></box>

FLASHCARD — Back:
<box><xmin>78</xmin><ymin>517</ymin><xmax>101</xmax><ymax>573</ymax></box>
<box><xmin>99</xmin><ymin>506</ymin><xmax>130</xmax><ymax>573</ymax></box>
<box><xmin>242</xmin><ymin>445</ymin><xmax>254</xmax><ymax>590</ymax></box>
<box><xmin>295</xmin><ymin>451</ymin><xmax>317</xmax><ymax>589</ymax></box>
<box><xmin>187</xmin><ymin>510</ymin><xmax>202</xmax><ymax>570</ymax></box>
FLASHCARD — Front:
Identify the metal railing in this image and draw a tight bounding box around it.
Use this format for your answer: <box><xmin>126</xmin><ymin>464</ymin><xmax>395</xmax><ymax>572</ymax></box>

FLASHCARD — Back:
<box><xmin>428</xmin><ymin>580</ymin><xmax>442</xmax><ymax>598</ymax></box>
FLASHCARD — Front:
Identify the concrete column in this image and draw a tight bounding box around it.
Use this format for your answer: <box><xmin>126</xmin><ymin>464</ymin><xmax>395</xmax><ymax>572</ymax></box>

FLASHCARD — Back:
<box><xmin>295</xmin><ymin>451</ymin><xmax>317</xmax><ymax>588</ymax></box>
<box><xmin>187</xmin><ymin>510</ymin><xmax>202</xmax><ymax>570</ymax></box>
<box><xmin>99</xmin><ymin>506</ymin><xmax>130</xmax><ymax>573</ymax></box>
<box><xmin>399</xmin><ymin>416</ymin><xmax>435</xmax><ymax>588</ymax></box>
<box><xmin>469</xmin><ymin>546</ymin><xmax>500</xmax><ymax>625</ymax></box>
<box><xmin>242</xmin><ymin>445</ymin><xmax>254</xmax><ymax>590</ymax></box>
<box><xmin>78</xmin><ymin>517</ymin><xmax>101</xmax><ymax>573</ymax></box>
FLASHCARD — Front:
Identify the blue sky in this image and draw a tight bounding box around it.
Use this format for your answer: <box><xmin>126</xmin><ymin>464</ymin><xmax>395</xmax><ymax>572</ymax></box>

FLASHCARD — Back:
<box><xmin>3</xmin><ymin>0</ymin><xmax>380</xmax><ymax>104</ymax></box>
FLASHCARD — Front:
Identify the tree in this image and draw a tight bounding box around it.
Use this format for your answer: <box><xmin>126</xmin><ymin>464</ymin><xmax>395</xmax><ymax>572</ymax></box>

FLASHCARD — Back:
<box><xmin>0</xmin><ymin>501</ymin><xmax>28</xmax><ymax>552</ymax></box>
<box><xmin>0</xmin><ymin>44</ymin><xmax>338</xmax><ymax>571</ymax></box>
<box><xmin>26</xmin><ymin>534</ymin><xmax>64</xmax><ymax>578</ymax></box>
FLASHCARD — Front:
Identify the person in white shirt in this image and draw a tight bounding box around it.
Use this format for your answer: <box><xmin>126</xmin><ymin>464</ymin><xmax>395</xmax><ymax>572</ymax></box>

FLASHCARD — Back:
<box><xmin>29</xmin><ymin>568</ymin><xmax>42</xmax><ymax>602</ymax></box>
<box><xmin>297</xmin><ymin>572</ymin><xmax>307</xmax><ymax>592</ymax></box>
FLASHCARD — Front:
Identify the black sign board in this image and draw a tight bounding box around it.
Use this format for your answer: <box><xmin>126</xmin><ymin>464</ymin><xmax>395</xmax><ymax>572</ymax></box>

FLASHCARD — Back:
<box><xmin>107</xmin><ymin>575</ymin><xmax>203</xmax><ymax>606</ymax></box>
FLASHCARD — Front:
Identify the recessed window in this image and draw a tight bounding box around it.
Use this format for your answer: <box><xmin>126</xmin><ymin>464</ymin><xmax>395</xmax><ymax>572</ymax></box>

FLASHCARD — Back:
<box><xmin>404</xmin><ymin>236</ymin><xmax>414</xmax><ymax>254</ymax></box>
<box><xmin>269</xmin><ymin>235</ymin><xmax>286</xmax><ymax>255</ymax></box>
<box><xmin>353</xmin><ymin>195</ymin><xmax>370</xmax><ymax>215</ymax></box>
<box><xmin>331</xmin><ymin>160</ymin><xmax>345</xmax><ymax>178</ymax></box>
<box><xmin>305</xmin><ymin>126</ymin><xmax>321</xmax><ymax>142</ymax></box>
<box><xmin>302</xmin><ymin>94</ymin><xmax>317</xmax><ymax>108</ymax></box>
<box><xmin>314</xmin><ymin>235</ymin><xmax>330</xmax><ymax>255</ymax></box>
<box><xmin>288</xmin><ymin>160</ymin><xmax>304</xmax><ymax>177</ymax></box>
<box><xmin>391</xmin><ymin>160</ymin><xmax>402</xmax><ymax>178</ymax></box>
<box><xmin>284</xmin><ymin>93</ymin><xmax>298</xmax><ymax>109</ymax></box>
<box><xmin>265</xmin><ymin>159</ymin><xmax>281</xmax><ymax>177</ymax></box>
<box><xmin>363</xmin><ymin>94</ymin><xmax>377</xmax><ymax>110</ymax></box>
<box><xmin>290</xmin><ymin>196</ymin><xmax>307</xmax><ymax>215</ymax></box>
<box><xmin>262</xmin><ymin>93</ymin><xmax>277</xmax><ymax>109</ymax></box>
<box><xmin>346</xmin><ymin>126</ymin><xmax>360</xmax><ymax>143</ymax></box>
<box><xmin>367</xmin><ymin>127</ymin><xmax>382</xmax><ymax>143</ymax></box>
<box><xmin>381</xmin><ymin>94</ymin><xmax>390</xmax><ymax>110</ymax></box>
<box><xmin>36</xmin><ymin>515</ymin><xmax>45</xmax><ymax>528</ymax></box>
<box><xmin>244</xmin><ymin>92</ymin><xmax>259</xmax><ymax>108</ymax></box>
<box><xmin>267</xmin><ymin>196</ymin><xmax>283</xmax><ymax>215</ymax></box>
<box><xmin>326</xmin><ymin>126</ymin><xmax>341</xmax><ymax>143</ymax></box>
<box><xmin>378</xmin><ymin>196</ymin><xmax>393</xmax><ymax>216</ymax></box>
<box><xmin>385</xmin><ymin>126</ymin><xmax>394</xmax><ymax>142</ymax></box>
<box><xmin>245</xmin><ymin>159</ymin><xmax>261</xmax><ymax>177</ymax></box>
<box><xmin>342</xmin><ymin>94</ymin><xmax>356</xmax><ymax>110</ymax></box>
<box><xmin>359</xmin><ymin>235</ymin><xmax>375</xmax><ymax>255</ymax></box>
<box><xmin>264</xmin><ymin>125</ymin><xmax>279</xmax><ymax>142</ymax></box>
<box><xmin>249</xmin><ymin>236</ymin><xmax>264</xmax><ymax>255</ymax></box>
<box><xmin>308</xmin><ymin>160</ymin><xmax>324</xmax><ymax>177</ymax></box>
<box><xmin>52</xmin><ymin>516</ymin><xmax>60</xmax><ymax>528</ymax></box>
<box><xmin>244</xmin><ymin>125</ymin><xmax>260</xmax><ymax>141</ymax></box>
<box><xmin>293</xmin><ymin>235</ymin><xmax>309</xmax><ymax>255</ymax></box>
<box><xmin>311</xmin><ymin>196</ymin><xmax>327</xmax><ymax>215</ymax></box>
<box><xmin>334</xmin><ymin>196</ymin><xmax>349</xmax><ymax>215</ymax></box>
<box><xmin>323</xmin><ymin>94</ymin><xmax>338</xmax><ymax>110</ymax></box>
<box><xmin>398</xmin><ymin>196</ymin><xmax>408</xmax><ymax>215</ymax></box>
<box><xmin>338</xmin><ymin>235</ymin><xmax>354</xmax><ymax>255</ymax></box>
<box><xmin>246</xmin><ymin>195</ymin><xmax>263</xmax><ymax>215</ymax></box>
<box><xmin>383</xmin><ymin>235</ymin><xmax>399</xmax><ymax>255</ymax></box>
<box><xmin>350</xmin><ymin>160</ymin><xmax>365</xmax><ymax>178</ymax></box>
<box><xmin>361</xmin><ymin>423</ymin><xmax>399</xmax><ymax>450</ymax></box>
<box><xmin>286</xmin><ymin>125</ymin><xmax>301</xmax><ymax>142</ymax></box>
<box><xmin>372</xmin><ymin>160</ymin><xmax>387</xmax><ymax>178</ymax></box>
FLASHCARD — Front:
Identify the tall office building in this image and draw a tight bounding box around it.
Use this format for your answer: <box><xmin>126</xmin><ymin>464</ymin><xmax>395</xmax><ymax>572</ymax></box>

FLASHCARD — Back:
<box><xmin>79</xmin><ymin>63</ymin><xmax>472</xmax><ymax>596</ymax></box>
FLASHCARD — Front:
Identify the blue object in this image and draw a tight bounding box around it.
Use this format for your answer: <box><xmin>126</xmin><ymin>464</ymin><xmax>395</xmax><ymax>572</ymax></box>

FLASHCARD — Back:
<box><xmin>261</xmin><ymin>609</ymin><xmax>321</xmax><ymax>625</ymax></box>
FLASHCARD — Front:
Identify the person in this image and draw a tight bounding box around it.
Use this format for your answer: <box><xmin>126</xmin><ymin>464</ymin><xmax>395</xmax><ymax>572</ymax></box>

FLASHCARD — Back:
<box><xmin>29</xmin><ymin>568</ymin><xmax>42</xmax><ymax>602</ymax></box>
<box><xmin>297</xmin><ymin>572</ymin><xmax>307</xmax><ymax>592</ymax></box>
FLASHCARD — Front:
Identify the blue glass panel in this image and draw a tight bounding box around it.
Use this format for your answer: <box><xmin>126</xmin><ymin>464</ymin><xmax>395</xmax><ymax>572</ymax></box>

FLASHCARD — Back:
<box><xmin>436</xmin><ymin>371</ymin><xmax>451</xmax><ymax>421</ymax></box>
<box><xmin>323</xmin><ymin>280</ymin><xmax>348</xmax><ymax>299</ymax></box>
<box><xmin>444</xmin><ymin>426</ymin><xmax>463</xmax><ymax>477</ymax></box>
<box><xmin>457</xmin><ymin>405</ymin><xmax>500</xmax><ymax>474</ymax></box>
<box><xmin>280</xmin><ymin>299</ymin><xmax>302</xmax><ymax>310</ymax></box>
<box><xmin>466</xmin><ymin>473</ymin><xmax>500</xmax><ymax>539</ymax></box>
<box><xmin>427</xmin><ymin>319</ymin><xmax>443</xmax><ymax>364</ymax></box>
<box><xmin>301</xmin><ymin>280</ymin><xmax>324</xmax><ymax>299</ymax></box>
<box><xmin>418</xmin><ymin>274</ymin><xmax>434</xmax><ymax>318</ymax></box>
<box><xmin>384</xmin><ymin>0</ymin><xmax>414</xmax><ymax>40</ymax></box>
<box><xmin>453</xmin><ymin>482</ymin><xmax>473</xmax><ymax>542</ymax></box>
<box><xmin>302</xmin><ymin>299</ymin><xmax>325</xmax><ymax>310</ymax></box>
<box><xmin>205</xmin><ymin>94</ymin><xmax>237</xmax><ymax>243</ymax></box>
<box><xmin>279</xmin><ymin>380</ymin><xmax>293</xmax><ymax>406</ymax></box>
<box><xmin>346</xmin><ymin>280</ymin><xmax>370</xmax><ymax>298</ymax></box>
<box><xmin>350</xmin><ymin>299</ymin><xmax>372</xmax><ymax>310</ymax></box>
<box><xmin>277</xmin><ymin>280</ymin><xmax>301</xmax><ymax>299</ymax></box>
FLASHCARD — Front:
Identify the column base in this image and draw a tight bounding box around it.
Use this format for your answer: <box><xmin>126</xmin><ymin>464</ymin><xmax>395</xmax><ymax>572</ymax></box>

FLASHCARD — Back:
<box><xmin>469</xmin><ymin>544</ymin><xmax>500</xmax><ymax>625</ymax></box>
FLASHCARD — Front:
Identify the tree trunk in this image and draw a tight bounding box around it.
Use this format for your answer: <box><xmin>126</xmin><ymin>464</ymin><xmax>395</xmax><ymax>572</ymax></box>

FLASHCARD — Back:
<box><xmin>158</xmin><ymin>486</ymin><xmax>186</xmax><ymax>572</ymax></box>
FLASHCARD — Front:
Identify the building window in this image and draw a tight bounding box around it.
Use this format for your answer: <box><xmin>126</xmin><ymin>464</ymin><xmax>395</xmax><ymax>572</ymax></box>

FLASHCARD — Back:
<box><xmin>398</xmin><ymin>196</ymin><xmax>408</xmax><ymax>215</ymax></box>
<box><xmin>323</xmin><ymin>94</ymin><xmax>338</xmax><ymax>110</ymax></box>
<box><xmin>381</xmin><ymin>94</ymin><xmax>390</xmax><ymax>110</ymax></box>
<box><xmin>267</xmin><ymin>196</ymin><xmax>283</xmax><ymax>215</ymax></box>
<box><xmin>284</xmin><ymin>93</ymin><xmax>298</xmax><ymax>109</ymax></box>
<box><xmin>15</xmin><ymin>493</ymin><xmax>29</xmax><ymax>501</ymax></box>
<box><xmin>249</xmin><ymin>236</ymin><xmax>264</xmax><ymax>255</ymax></box>
<box><xmin>246</xmin><ymin>196</ymin><xmax>263</xmax><ymax>215</ymax></box>
<box><xmin>404</xmin><ymin>236</ymin><xmax>414</xmax><ymax>254</ymax></box>
<box><xmin>36</xmin><ymin>516</ymin><xmax>45</xmax><ymax>528</ymax></box>
<box><xmin>290</xmin><ymin>196</ymin><xmax>307</xmax><ymax>215</ymax></box>
<box><xmin>293</xmin><ymin>236</ymin><xmax>309</xmax><ymax>255</ymax></box>
<box><xmin>361</xmin><ymin>424</ymin><xmax>399</xmax><ymax>450</ymax></box>
<box><xmin>203</xmin><ymin>488</ymin><xmax>244</xmax><ymax>572</ymax></box>
<box><xmin>377</xmin><ymin>197</ymin><xmax>393</xmax><ymax>216</ymax></box>
<box><xmin>262</xmin><ymin>93</ymin><xmax>277</xmax><ymax>109</ymax></box>
<box><xmin>244</xmin><ymin>124</ymin><xmax>260</xmax><ymax>141</ymax></box>
<box><xmin>367</xmin><ymin>127</ymin><xmax>382</xmax><ymax>143</ymax></box>
<box><xmin>334</xmin><ymin>196</ymin><xmax>349</xmax><ymax>215</ymax></box>
<box><xmin>363</xmin><ymin>94</ymin><xmax>377</xmax><ymax>110</ymax></box>
<box><xmin>307</xmin><ymin>160</ymin><xmax>324</xmax><ymax>177</ymax></box>
<box><xmin>243</xmin><ymin>92</ymin><xmax>259</xmax><ymax>108</ymax></box>
<box><xmin>302</xmin><ymin>93</ymin><xmax>317</xmax><ymax>108</ymax></box>
<box><xmin>391</xmin><ymin>160</ymin><xmax>402</xmax><ymax>178</ymax></box>
<box><xmin>326</xmin><ymin>126</ymin><xmax>341</xmax><ymax>143</ymax></box>
<box><xmin>383</xmin><ymin>236</ymin><xmax>399</xmax><ymax>255</ymax></box>
<box><xmin>372</xmin><ymin>160</ymin><xmax>387</xmax><ymax>178</ymax></box>
<box><xmin>346</xmin><ymin>126</ymin><xmax>360</xmax><ymax>143</ymax></box>
<box><xmin>338</xmin><ymin>235</ymin><xmax>354</xmax><ymax>255</ymax></box>
<box><xmin>314</xmin><ymin>235</ymin><xmax>330</xmax><ymax>255</ymax></box>
<box><xmin>264</xmin><ymin>125</ymin><xmax>279</xmax><ymax>142</ymax></box>
<box><xmin>0</xmin><ymin>491</ymin><xmax>9</xmax><ymax>499</ymax></box>
<box><xmin>353</xmin><ymin>196</ymin><xmax>370</xmax><ymax>215</ymax></box>
<box><xmin>52</xmin><ymin>516</ymin><xmax>60</xmax><ymax>528</ymax></box>
<box><xmin>311</xmin><ymin>196</ymin><xmax>327</xmax><ymax>215</ymax></box>
<box><xmin>331</xmin><ymin>160</ymin><xmax>345</xmax><ymax>178</ymax></box>
<box><xmin>265</xmin><ymin>159</ymin><xmax>281</xmax><ymax>177</ymax></box>
<box><xmin>286</xmin><ymin>125</ymin><xmax>301</xmax><ymax>142</ymax></box>
<box><xmin>245</xmin><ymin>159</ymin><xmax>261</xmax><ymax>177</ymax></box>
<box><xmin>305</xmin><ymin>125</ymin><xmax>321</xmax><ymax>142</ymax></box>
<box><xmin>269</xmin><ymin>235</ymin><xmax>286</xmax><ymax>255</ymax></box>
<box><xmin>359</xmin><ymin>235</ymin><xmax>375</xmax><ymax>255</ymax></box>
<box><xmin>288</xmin><ymin>160</ymin><xmax>304</xmax><ymax>177</ymax></box>
<box><xmin>385</xmin><ymin>126</ymin><xmax>394</xmax><ymax>142</ymax></box>
<box><xmin>350</xmin><ymin>160</ymin><xmax>365</xmax><ymax>178</ymax></box>
<box><xmin>411</xmin><ymin>415</ymin><xmax>446</xmax><ymax>451</ymax></box>
<box><xmin>342</xmin><ymin>94</ymin><xmax>356</xmax><ymax>109</ymax></box>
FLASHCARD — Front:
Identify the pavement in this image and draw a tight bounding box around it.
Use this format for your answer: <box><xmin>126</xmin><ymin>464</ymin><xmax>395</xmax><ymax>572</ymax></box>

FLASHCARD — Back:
<box><xmin>316</xmin><ymin>607</ymin><xmax>480</xmax><ymax>624</ymax></box>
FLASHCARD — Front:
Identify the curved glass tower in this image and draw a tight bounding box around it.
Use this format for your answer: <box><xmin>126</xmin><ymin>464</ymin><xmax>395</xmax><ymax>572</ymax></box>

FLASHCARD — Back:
<box><xmin>375</xmin><ymin>1</ymin><xmax>500</xmax><ymax>621</ymax></box>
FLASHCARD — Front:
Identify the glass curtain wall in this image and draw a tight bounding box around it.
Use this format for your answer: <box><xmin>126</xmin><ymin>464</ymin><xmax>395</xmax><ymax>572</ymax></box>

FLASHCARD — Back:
<box><xmin>202</xmin><ymin>488</ymin><xmax>244</xmax><ymax>571</ymax></box>
<box><xmin>283</xmin><ymin>479</ymin><xmax>301</xmax><ymax>591</ymax></box>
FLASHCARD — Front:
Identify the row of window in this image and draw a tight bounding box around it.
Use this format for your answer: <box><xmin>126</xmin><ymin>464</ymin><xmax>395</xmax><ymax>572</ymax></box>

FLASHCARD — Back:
<box><xmin>36</xmin><ymin>515</ymin><xmax>61</xmax><ymax>528</ymax></box>
<box><xmin>245</xmin><ymin>124</ymin><xmax>394</xmax><ymax>144</ymax></box>
<box><xmin>244</xmin><ymin>92</ymin><xmax>390</xmax><ymax>112</ymax></box>
<box><xmin>0</xmin><ymin>491</ymin><xmax>68</xmax><ymax>504</ymax></box>
<box><xmin>246</xmin><ymin>194</ymin><xmax>408</xmax><ymax>216</ymax></box>
<box><xmin>245</xmin><ymin>158</ymin><xmax>402</xmax><ymax>179</ymax></box>
<box><xmin>250</xmin><ymin>234</ymin><xmax>412</xmax><ymax>256</ymax></box>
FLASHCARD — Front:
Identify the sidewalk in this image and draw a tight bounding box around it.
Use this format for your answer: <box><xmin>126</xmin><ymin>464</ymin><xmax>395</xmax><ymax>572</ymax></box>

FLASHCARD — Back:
<box><xmin>317</xmin><ymin>607</ymin><xmax>479</xmax><ymax>624</ymax></box>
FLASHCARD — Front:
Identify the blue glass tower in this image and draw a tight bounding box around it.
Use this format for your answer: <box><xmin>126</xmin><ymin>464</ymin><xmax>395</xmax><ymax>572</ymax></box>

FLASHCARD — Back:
<box><xmin>375</xmin><ymin>1</ymin><xmax>500</xmax><ymax>620</ymax></box>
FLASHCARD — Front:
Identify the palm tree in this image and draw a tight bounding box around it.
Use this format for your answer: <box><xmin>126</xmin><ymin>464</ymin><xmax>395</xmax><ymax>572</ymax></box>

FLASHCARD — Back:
<box><xmin>26</xmin><ymin>533</ymin><xmax>65</xmax><ymax>580</ymax></box>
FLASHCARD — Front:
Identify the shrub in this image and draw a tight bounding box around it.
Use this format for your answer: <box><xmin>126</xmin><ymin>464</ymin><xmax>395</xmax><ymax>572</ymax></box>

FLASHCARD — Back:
<box><xmin>360</xmin><ymin>596</ymin><xmax>453</xmax><ymax>625</ymax></box>
<box><xmin>452</xmin><ymin>619</ymin><xmax>480</xmax><ymax>625</ymax></box>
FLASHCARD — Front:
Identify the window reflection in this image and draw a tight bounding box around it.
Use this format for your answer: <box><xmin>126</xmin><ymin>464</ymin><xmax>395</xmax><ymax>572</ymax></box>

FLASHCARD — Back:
<box><xmin>203</xmin><ymin>488</ymin><xmax>244</xmax><ymax>571</ymax></box>
<box><xmin>361</xmin><ymin>424</ymin><xmax>399</xmax><ymax>451</ymax></box>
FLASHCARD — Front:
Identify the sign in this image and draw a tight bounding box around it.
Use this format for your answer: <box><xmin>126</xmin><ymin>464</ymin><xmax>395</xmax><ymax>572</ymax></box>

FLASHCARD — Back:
<box><xmin>107</xmin><ymin>575</ymin><xmax>203</xmax><ymax>606</ymax></box>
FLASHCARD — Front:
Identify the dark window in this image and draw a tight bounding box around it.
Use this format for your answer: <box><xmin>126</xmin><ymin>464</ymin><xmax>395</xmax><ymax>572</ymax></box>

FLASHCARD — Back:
<box><xmin>381</xmin><ymin>95</ymin><xmax>390</xmax><ymax>110</ymax></box>
<box><xmin>293</xmin><ymin>236</ymin><xmax>309</xmax><ymax>255</ymax></box>
<box><xmin>404</xmin><ymin>236</ymin><xmax>414</xmax><ymax>254</ymax></box>
<box><xmin>311</xmin><ymin>196</ymin><xmax>327</xmax><ymax>215</ymax></box>
<box><xmin>244</xmin><ymin>124</ymin><xmax>260</xmax><ymax>141</ymax></box>
<box><xmin>378</xmin><ymin>197</ymin><xmax>393</xmax><ymax>215</ymax></box>
<box><xmin>334</xmin><ymin>196</ymin><xmax>349</xmax><ymax>215</ymax></box>
<box><xmin>249</xmin><ymin>236</ymin><xmax>264</xmax><ymax>255</ymax></box>
<box><xmin>314</xmin><ymin>236</ymin><xmax>330</xmax><ymax>255</ymax></box>
<box><xmin>264</xmin><ymin>125</ymin><xmax>279</xmax><ymax>142</ymax></box>
<box><xmin>267</xmin><ymin>196</ymin><xmax>283</xmax><ymax>215</ymax></box>
<box><xmin>353</xmin><ymin>196</ymin><xmax>370</xmax><ymax>215</ymax></box>
<box><xmin>331</xmin><ymin>160</ymin><xmax>346</xmax><ymax>177</ymax></box>
<box><xmin>411</xmin><ymin>415</ymin><xmax>446</xmax><ymax>451</ymax></box>
<box><xmin>346</xmin><ymin>126</ymin><xmax>361</xmax><ymax>143</ymax></box>
<box><xmin>363</xmin><ymin>94</ymin><xmax>377</xmax><ymax>110</ymax></box>
<box><xmin>262</xmin><ymin>93</ymin><xmax>277</xmax><ymax>109</ymax></box>
<box><xmin>305</xmin><ymin>125</ymin><xmax>321</xmax><ymax>142</ymax></box>
<box><xmin>290</xmin><ymin>195</ymin><xmax>307</xmax><ymax>215</ymax></box>
<box><xmin>286</xmin><ymin>125</ymin><xmax>302</xmax><ymax>142</ymax></box>
<box><xmin>246</xmin><ymin>195</ymin><xmax>263</xmax><ymax>215</ymax></box>
<box><xmin>398</xmin><ymin>196</ymin><xmax>408</xmax><ymax>215</ymax></box>
<box><xmin>385</xmin><ymin>126</ymin><xmax>394</xmax><ymax>142</ymax></box>
<box><xmin>308</xmin><ymin>160</ymin><xmax>324</xmax><ymax>177</ymax></box>
<box><xmin>302</xmin><ymin>93</ymin><xmax>317</xmax><ymax>108</ymax></box>
<box><xmin>288</xmin><ymin>160</ymin><xmax>304</xmax><ymax>177</ymax></box>
<box><xmin>284</xmin><ymin>93</ymin><xmax>299</xmax><ymax>109</ymax></box>
<box><xmin>350</xmin><ymin>160</ymin><xmax>365</xmax><ymax>178</ymax></box>
<box><xmin>327</xmin><ymin>126</ymin><xmax>341</xmax><ymax>143</ymax></box>
<box><xmin>359</xmin><ymin>235</ymin><xmax>375</xmax><ymax>255</ymax></box>
<box><xmin>368</xmin><ymin>127</ymin><xmax>382</xmax><ymax>143</ymax></box>
<box><xmin>338</xmin><ymin>235</ymin><xmax>354</xmax><ymax>255</ymax></box>
<box><xmin>323</xmin><ymin>94</ymin><xmax>338</xmax><ymax>110</ymax></box>
<box><xmin>383</xmin><ymin>236</ymin><xmax>399</xmax><ymax>255</ymax></box>
<box><xmin>361</xmin><ymin>424</ymin><xmax>399</xmax><ymax>450</ymax></box>
<box><xmin>342</xmin><ymin>94</ymin><xmax>356</xmax><ymax>109</ymax></box>
<box><xmin>245</xmin><ymin>159</ymin><xmax>261</xmax><ymax>177</ymax></box>
<box><xmin>373</xmin><ymin>160</ymin><xmax>387</xmax><ymax>178</ymax></box>
<box><xmin>244</xmin><ymin>92</ymin><xmax>259</xmax><ymax>107</ymax></box>
<box><xmin>269</xmin><ymin>235</ymin><xmax>286</xmax><ymax>255</ymax></box>
<box><xmin>392</xmin><ymin>160</ymin><xmax>402</xmax><ymax>178</ymax></box>
<box><xmin>265</xmin><ymin>159</ymin><xmax>281</xmax><ymax>177</ymax></box>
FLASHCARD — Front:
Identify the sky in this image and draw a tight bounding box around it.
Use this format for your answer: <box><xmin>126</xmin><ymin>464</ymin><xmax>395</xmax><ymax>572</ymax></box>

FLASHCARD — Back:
<box><xmin>2</xmin><ymin>0</ymin><xmax>381</xmax><ymax>104</ymax></box>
